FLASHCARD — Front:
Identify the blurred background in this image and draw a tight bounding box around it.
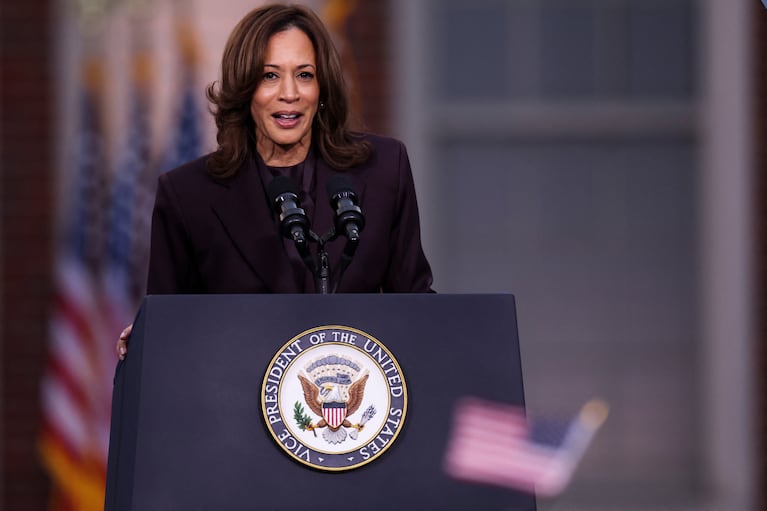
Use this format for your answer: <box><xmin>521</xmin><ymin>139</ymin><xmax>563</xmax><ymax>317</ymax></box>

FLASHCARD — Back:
<box><xmin>1</xmin><ymin>0</ymin><xmax>763</xmax><ymax>509</ymax></box>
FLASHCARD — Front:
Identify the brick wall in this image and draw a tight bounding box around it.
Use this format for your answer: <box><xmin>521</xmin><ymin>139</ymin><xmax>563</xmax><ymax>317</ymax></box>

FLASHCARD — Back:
<box><xmin>1</xmin><ymin>0</ymin><xmax>55</xmax><ymax>509</ymax></box>
<box><xmin>346</xmin><ymin>0</ymin><xmax>391</xmax><ymax>135</ymax></box>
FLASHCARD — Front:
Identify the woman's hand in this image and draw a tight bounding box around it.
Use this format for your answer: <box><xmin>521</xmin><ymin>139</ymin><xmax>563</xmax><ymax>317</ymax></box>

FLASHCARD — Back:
<box><xmin>116</xmin><ymin>324</ymin><xmax>132</xmax><ymax>360</ymax></box>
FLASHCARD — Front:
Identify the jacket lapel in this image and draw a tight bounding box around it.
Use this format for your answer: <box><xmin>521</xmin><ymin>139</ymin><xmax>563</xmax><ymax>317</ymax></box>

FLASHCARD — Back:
<box><xmin>210</xmin><ymin>157</ymin><xmax>298</xmax><ymax>293</ymax></box>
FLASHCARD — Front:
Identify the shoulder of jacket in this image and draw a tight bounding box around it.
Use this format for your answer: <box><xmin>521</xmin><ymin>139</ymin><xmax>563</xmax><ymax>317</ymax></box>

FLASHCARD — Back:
<box><xmin>359</xmin><ymin>133</ymin><xmax>405</xmax><ymax>152</ymax></box>
<box><xmin>157</xmin><ymin>153</ymin><xmax>231</xmax><ymax>206</ymax></box>
<box><xmin>162</xmin><ymin>153</ymin><xmax>212</xmax><ymax>182</ymax></box>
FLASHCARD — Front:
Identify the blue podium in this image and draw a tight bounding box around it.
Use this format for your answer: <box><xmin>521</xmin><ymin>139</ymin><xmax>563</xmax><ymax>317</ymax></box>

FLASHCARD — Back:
<box><xmin>105</xmin><ymin>294</ymin><xmax>535</xmax><ymax>511</ymax></box>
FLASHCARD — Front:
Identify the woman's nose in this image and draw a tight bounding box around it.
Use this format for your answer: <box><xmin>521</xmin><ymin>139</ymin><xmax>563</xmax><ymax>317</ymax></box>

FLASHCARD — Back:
<box><xmin>280</xmin><ymin>78</ymin><xmax>299</xmax><ymax>102</ymax></box>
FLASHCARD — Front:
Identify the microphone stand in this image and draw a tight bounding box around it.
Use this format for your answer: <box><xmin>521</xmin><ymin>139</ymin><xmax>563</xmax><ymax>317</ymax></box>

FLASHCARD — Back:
<box><xmin>318</xmin><ymin>245</ymin><xmax>330</xmax><ymax>294</ymax></box>
<box><xmin>302</xmin><ymin>224</ymin><xmax>360</xmax><ymax>294</ymax></box>
<box><xmin>308</xmin><ymin>230</ymin><xmax>335</xmax><ymax>295</ymax></box>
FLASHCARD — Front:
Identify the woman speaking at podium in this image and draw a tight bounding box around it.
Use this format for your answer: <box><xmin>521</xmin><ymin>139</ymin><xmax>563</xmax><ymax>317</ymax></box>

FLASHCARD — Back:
<box><xmin>117</xmin><ymin>3</ymin><xmax>432</xmax><ymax>358</ymax></box>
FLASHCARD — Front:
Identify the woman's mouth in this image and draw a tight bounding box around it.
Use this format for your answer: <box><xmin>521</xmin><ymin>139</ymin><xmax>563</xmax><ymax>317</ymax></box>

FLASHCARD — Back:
<box><xmin>273</xmin><ymin>112</ymin><xmax>302</xmax><ymax>128</ymax></box>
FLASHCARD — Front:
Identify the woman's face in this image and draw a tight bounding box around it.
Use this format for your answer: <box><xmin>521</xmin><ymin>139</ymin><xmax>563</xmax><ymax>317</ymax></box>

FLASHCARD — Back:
<box><xmin>251</xmin><ymin>27</ymin><xmax>320</xmax><ymax>164</ymax></box>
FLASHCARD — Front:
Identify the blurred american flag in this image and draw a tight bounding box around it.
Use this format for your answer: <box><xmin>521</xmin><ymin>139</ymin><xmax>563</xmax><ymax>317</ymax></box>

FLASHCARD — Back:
<box><xmin>39</xmin><ymin>19</ymin><xmax>203</xmax><ymax>510</ymax></box>
<box><xmin>444</xmin><ymin>397</ymin><xmax>608</xmax><ymax>497</ymax></box>
<box><xmin>39</xmin><ymin>57</ymin><xmax>113</xmax><ymax>511</ymax></box>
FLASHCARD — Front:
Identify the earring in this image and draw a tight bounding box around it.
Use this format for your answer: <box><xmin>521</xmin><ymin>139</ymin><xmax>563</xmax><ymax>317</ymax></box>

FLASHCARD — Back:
<box><xmin>319</xmin><ymin>101</ymin><xmax>326</xmax><ymax>110</ymax></box>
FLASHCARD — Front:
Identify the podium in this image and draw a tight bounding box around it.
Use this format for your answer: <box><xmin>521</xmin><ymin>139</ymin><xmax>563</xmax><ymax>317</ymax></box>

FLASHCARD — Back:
<box><xmin>105</xmin><ymin>294</ymin><xmax>536</xmax><ymax>511</ymax></box>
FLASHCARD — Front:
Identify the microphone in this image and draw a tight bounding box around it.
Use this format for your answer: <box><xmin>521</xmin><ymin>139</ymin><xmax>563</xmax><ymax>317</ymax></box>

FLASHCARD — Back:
<box><xmin>267</xmin><ymin>176</ymin><xmax>311</xmax><ymax>247</ymax></box>
<box><xmin>327</xmin><ymin>174</ymin><xmax>365</xmax><ymax>242</ymax></box>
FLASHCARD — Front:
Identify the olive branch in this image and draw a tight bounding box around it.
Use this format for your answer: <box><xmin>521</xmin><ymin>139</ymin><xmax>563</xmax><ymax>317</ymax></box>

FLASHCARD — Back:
<box><xmin>294</xmin><ymin>401</ymin><xmax>317</xmax><ymax>437</ymax></box>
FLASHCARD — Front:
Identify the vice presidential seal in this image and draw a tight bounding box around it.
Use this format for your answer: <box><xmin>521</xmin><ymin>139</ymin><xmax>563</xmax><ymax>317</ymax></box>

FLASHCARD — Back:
<box><xmin>261</xmin><ymin>325</ymin><xmax>407</xmax><ymax>471</ymax></box>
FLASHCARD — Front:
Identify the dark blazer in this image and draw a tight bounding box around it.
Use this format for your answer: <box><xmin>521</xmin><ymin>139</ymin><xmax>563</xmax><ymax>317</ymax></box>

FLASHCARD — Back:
<box><xmin>147</xmin><ymin>134</ymin><xmax>433</xmax><ymax>294</ymax></box>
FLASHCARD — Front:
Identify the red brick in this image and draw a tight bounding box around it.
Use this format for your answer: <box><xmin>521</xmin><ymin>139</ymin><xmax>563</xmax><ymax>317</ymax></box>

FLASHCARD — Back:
<box><xmin>1</xmin><ymin>0</ymin><xmax>54</xmax><ymax>506</ymax></box>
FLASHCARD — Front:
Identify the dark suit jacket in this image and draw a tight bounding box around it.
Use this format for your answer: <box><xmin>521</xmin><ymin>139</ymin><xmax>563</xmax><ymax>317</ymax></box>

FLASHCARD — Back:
<box><xmin>147</xmin><ymin>134</ymin><xmax>433</xmax><ymax>294</ymax></box>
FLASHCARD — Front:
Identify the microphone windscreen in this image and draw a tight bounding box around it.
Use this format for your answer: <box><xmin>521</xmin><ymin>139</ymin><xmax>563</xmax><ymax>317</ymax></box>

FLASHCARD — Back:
<box><xmin>327</xmin><ymin>174</ymin><xmax>355</xmax><ymax>200</ymax></box>
<box><xmin>268</xmin><ymin>175</ymin><xmax>300</xmax><ymax>204</ymax></box>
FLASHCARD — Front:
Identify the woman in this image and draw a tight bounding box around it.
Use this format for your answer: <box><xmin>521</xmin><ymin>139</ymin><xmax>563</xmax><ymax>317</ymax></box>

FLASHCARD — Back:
<box><xmin>117</xmin><ymin>3</ymin><xmax>432</xmax><ymax>358</ymax></box>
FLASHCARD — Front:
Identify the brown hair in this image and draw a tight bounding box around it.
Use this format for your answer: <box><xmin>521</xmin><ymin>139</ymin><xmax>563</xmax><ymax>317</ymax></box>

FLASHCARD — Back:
<box><xmin>206</xmin><ymin>3</ymin><xmax>371</xmax><ymax>178</ymax></box>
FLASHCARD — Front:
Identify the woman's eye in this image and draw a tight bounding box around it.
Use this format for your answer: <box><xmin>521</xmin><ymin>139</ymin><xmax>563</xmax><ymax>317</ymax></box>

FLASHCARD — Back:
<box><xmin>298</xmin><ymin>71</ymin><xmax>314</xmax><ymax>80</ymax></box>
<box><xmin>263</xmin><ymin>72</ymin><xmax>278</xmax><ymax>81</ymax></box>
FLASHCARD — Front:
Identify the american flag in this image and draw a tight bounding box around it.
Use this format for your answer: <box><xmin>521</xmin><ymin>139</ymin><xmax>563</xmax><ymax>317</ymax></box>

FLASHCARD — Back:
<box><xmin>444</xmin><ymin>397</ymin><xmax>608</xmax><ymax>497</ymax></box>
<box><xmin>39</xmin><ymin>58</ymin><xmax>113</xmax><ymax>511</ymax></box>
<box><xmin>161</xmin><ymin>18</ymin><xmax>203</xmax><ymax>174</ymax></box>
<box><xmin>40</xmin><ymin>45</ymin><xmax>156</xmax><ymax>510</ymax></box>
<box><xmin>128</xmin><ymin>18</ymin><xmax>203</xmax><ymax>281</ymax></box>
<box><xmin>40</xmin><ymin>14</ymin><xmax>205</xmax><ymax>510</ymax></box>
<box><xmin>102</xmin><ymin>53</ymin><xmax>152</xmax><ymax>331</ymax></box>
<box><xmin>161</xmin><ymin>66</ymin><xmax>202</xmax><ymax>173</ymax></box>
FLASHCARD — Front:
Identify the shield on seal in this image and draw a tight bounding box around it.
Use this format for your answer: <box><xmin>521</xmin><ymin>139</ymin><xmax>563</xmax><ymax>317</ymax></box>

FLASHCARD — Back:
<box><xmin>323</xmin><ymin>401</ymin><xmax>347</xmax><ymax>428</ymax></box>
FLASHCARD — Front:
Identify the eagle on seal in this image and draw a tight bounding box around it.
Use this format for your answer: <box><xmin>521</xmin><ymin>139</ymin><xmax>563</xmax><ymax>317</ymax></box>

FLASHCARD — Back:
<box><xmin>298</xmin><ymin>371</ymin><xmax>369</xmax><ymax>444</ymax></box>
